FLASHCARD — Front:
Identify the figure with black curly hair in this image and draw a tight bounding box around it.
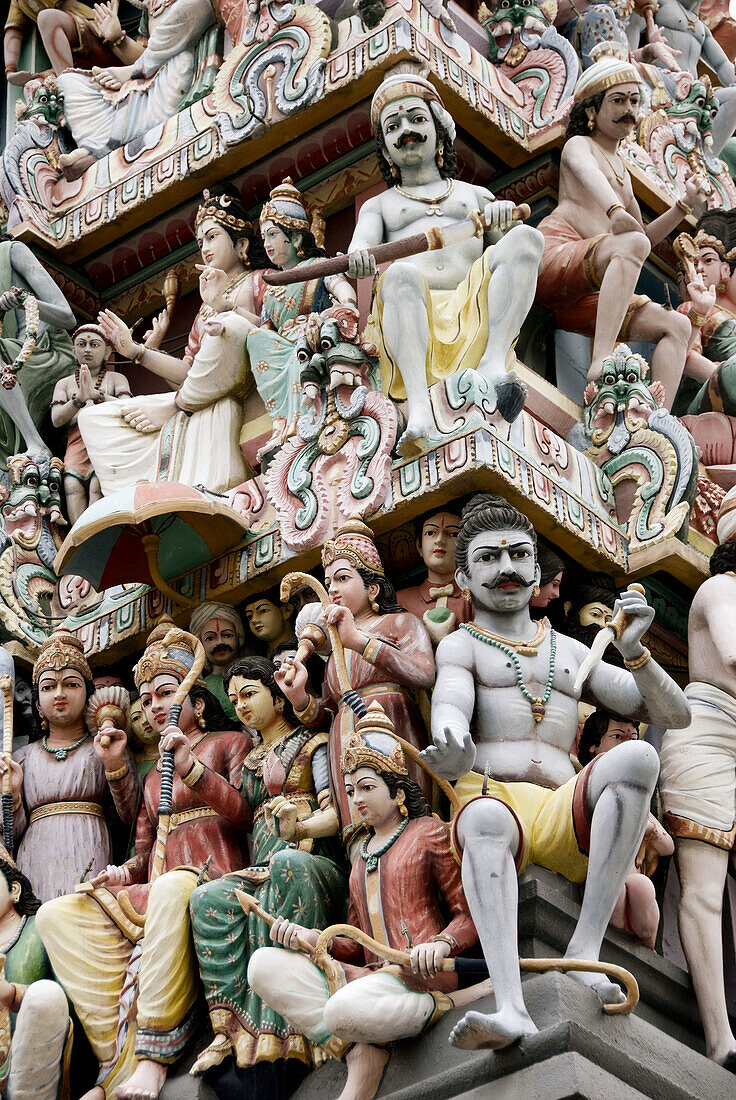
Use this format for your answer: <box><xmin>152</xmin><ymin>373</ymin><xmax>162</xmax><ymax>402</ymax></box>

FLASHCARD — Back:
<box><xmin>247</xmin><ymin>726</ymin><xmax>478</xmax><ymax>1100</ymax></box>
<box><xmin>79</xmin><ymin>185</ymin><xmax>269</xmax><ymax>495</ymax></box>
<box><xmin>659</xmin><ymin>486</ymin><xmax>736</xmax><ymax>1069</ymax></box>
<box><xmin>275</xmin><ymin>517</ymin><xmax>435</xmax><ymax>847</ymax></box>
<box><xmin>345</xmin><ymin>62</ymin><xmax>544</xmax><ymax>454</ymax></box>
<box><xmin>189</xmin><ymin>655</ymin><xmax>347</xmax><ymax>1079</ymax></box>
<box><xmin>425</xmin><ymin>492</ymin><xmax>690</xmax><ymax>1052</ymax></box>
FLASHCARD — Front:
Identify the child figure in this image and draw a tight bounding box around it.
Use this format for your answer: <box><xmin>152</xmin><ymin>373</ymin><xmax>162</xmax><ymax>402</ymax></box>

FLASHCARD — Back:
<box><xmin>578</xmin><ymin>709</ymin><xmax>674</xmax><ymax>949</ymax></box>
<box><xmin>51</xmin><ymin>324</ymin><xmax>131</xmax><ymax>524</ymax></box>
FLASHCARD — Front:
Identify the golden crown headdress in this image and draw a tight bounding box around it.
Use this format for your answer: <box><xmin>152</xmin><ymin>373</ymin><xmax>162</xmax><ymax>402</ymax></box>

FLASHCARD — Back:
<box><xmin>133</xmin><ymin>624</ymin><xmax>206</xmax><ymax>690</ymax></box>
<box><xmin>321</xmin><ymin>516</ymin><xmax>384</xmax><ymax>575</ymax></box>
<box><xmin>260</xmin><ymin>178</ymin><xmax>325</xmax><ymax>250</ymax></box>
<box><xmin>195</xmin><ymin>188</ymin><xmax>250</xmax><ymax>234</ymax></box>
<box><xmin>340</xmin><ymin>703</ymin><xmax>408</xmax><ymax>776</ymax></box>
<box><xmin>33</xmin><ymin>628</ymin><xmax>92</xmax><ymax>686</ymax></box>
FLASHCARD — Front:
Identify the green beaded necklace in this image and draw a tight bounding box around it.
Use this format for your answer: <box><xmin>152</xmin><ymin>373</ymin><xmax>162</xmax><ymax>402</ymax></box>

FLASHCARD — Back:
<box><xmin>460</xmin><ymin>623</ymin><xmax>557</xmax><ymax>723</ymax></box>
<box><xmin>360</xmin><ymin>816</ymin><xmax>409</xmax><ymax>873</ymax></box>
<box><xmin>41</xmin><ymin>731</ymin><xmax>90</xmax><ymax>761</ymax></box>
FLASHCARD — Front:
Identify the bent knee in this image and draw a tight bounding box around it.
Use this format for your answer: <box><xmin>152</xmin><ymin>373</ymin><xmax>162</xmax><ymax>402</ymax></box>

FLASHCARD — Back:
<box><xmin>607</xmin><ymin>739</ymin><xmax>660</xmax><ymax>787</ymax></box>
<box><xmin>35</xmin><ymin>897</ymin><xmax>69</xmax><ymax>945</ymax></box>
<box><xmin>247</xmin><ymin>947</ymin><xmax>281</xmax><ymax>997</ymax></box>
<box><xmin>20</xmin><ymin>979</ymin><xmax>68</xmax><ymax>1020</ymax></box>
<box><xmin>457</xmin><ymin>797</ymin><xmax>520</xmax><ymax>848</ymax></box>
<box><xmin>502</xmin><ymin>224</ymin><xmax>544</xmax><ymax>265</ymax></box>
<box><xmin>149</xmin><ymin>868</ymin><xmax>195</xmax><ymax>906</ymax></box>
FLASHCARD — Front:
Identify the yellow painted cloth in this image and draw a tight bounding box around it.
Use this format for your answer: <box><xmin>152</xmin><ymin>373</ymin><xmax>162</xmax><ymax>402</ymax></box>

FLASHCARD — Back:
<box><xmin>36</xmin><ymin>869</ymin><xmax>199</xmax><ymax>1097</ymax></box>
<box><xmin>451</xmin><ymin>771</ymin><xmax>590</xmax><ymax>883</ymax></box>
<box><xmin>366</xmin><ymin>249</ymin><xmax>501</xmax><ymax>401</ymax></box>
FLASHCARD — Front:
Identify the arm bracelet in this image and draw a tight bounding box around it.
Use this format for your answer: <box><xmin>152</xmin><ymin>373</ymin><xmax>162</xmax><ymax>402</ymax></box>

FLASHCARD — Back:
<box><xmin>676</xmin><ymin>198</ymin><xmax>692</xmax><ymax>216</ymax></box>
<box><xmin>181</xmin><ymin>757</ymin><xmax>205</xmax><ymax>788</ymax></box>
<box><xmin>606</xmin><ymin>202</ymin><xmax>625</xmax><ymax>218</ymax></box>
<box><xmin>624</xmin><ymin>646</ymin><xmax>651</xmax><ymax>671</ymax></box>
<box><xmin>105</xmin><ymin>762</ymin><xmax>129</xmax><ymax>782</ymax></box>
<box><xmin>110</xmin><ymin>31</ymin><xmax>127</xmax><ymax>47</ymax></box>
<box><xmin>361</xmin><ymin>637</ymin><xmax>381</xmax><ymax>664</ymax></box>
<box><xmin>689</xmin><ymin>310</ymin><xmax>708</xmax><ymax>328</ymax></box>
<box><xmin>132</xmin><ymin>343</ymin><xmax>146</xmax><ymax>365</ymax></box>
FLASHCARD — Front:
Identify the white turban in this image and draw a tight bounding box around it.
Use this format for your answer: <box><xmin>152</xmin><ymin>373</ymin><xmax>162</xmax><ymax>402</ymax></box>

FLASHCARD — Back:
<box><xmin>189</xmin><ymin>602</ymin><xmax>246</xmax><ymax>648</ymax></box>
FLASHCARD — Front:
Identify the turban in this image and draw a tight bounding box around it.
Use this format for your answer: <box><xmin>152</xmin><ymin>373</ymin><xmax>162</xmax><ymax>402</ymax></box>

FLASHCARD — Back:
<box><xmin>189</xmin><ymin>603</ymin><xmax>246</xmax><ymax>648</ymax></box>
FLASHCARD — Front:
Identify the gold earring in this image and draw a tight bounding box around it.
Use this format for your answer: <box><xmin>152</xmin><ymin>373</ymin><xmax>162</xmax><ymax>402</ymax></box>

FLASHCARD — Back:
<box><xmin>718</xmin><ymin>277</ymin><xmax>728</xmax><ymax>294</ymax></box>
<box><xmin>462</xmin><ymin>587</ymin><xmax>472</xmax><ymax>602</ymax></box>
<box><xmin>399</xmin><ymin>799</ymin><xmax>408</xmax><ymax>818</ymax></box>
<box><xmin>587</xmin><ymin>115</ymin><xmax>595</xmax><ymax>132</ymax></box>
<box><xmin>369</xmin><ymin>596</ymin><xmax>379</xmax><ymax>613</ymax></box>
<box><xmin>197</xmin><ymin>715</ymin><xmax>206</xmax><ymax>729</ymax></box>
<box><xmin>389</xmin><ymin>161</ymin><xmax>399</xmax><ymax>179</ymax></box>
<box><xmin>436</xmin><ymin>145</ymin><xmax>444</xmax><ymax>168</ymax></box>
<box><xmin>533</xmin><ymin>585</ymin><xmax>541</xmax><ymax>597</ymax></box>
<box><xmin>41</xmin><ymin>716</ymin><xmax>48</xmax><ymax>731</ymax></box>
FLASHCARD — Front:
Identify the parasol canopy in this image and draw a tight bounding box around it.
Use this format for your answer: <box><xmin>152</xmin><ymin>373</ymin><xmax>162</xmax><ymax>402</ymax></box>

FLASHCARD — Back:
<box><xmin>53</xmin><ymin>482</ymin><xmax>250</xmax><ymax>606</ymax></box>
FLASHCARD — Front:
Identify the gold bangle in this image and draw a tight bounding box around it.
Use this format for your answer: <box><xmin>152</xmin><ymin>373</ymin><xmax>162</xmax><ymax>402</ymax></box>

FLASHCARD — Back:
<box><xmin>181</xmin><ymin>757</ymin><xmax>205</xmax><ymax>788</ymax></box>
<box><xmin>105</xmin><ymin>763</ymin><xmax>129</xmax><ymax>782</ymax></box>
<box><xmin>361</xmin><ymin>637</ymin><xmax>381</xmax><ymax>664</ymax></box>
<box><xmin>689</xmin><ymin>310</ymin><xmax>708</xmax><ymax>328</ymax></box>
<box><xmin>132</xmin><ymin>343</ymin><xmax>146</xmax><ymax>365</ymax></box>
<box><xmin>430</xmin><ymin>933</ymin><xmax>458</xmax><ymax>951</ymax></box>
<box><xmin>606</xmin><ymin>202</ymin><xmax>625</xmax><ymax>218</ymax></box>
<box><xmin>624</xmin><ymin>646</ymin><xmax>651</xmax><ymax>671</ymax></box>
<box><xmin>676</xmin><ymin>198</ymin><xmax>692</xmax><ymax>216</ymax></box>
<box><xmin>109</xmin><ymin>30</ymin><xmax>126</xmax><ymax>47</ymax></box>
<box><xmin>294</xmin><ymin>696</ymin><xmax>319</xmax><ymax>724</ymax></box>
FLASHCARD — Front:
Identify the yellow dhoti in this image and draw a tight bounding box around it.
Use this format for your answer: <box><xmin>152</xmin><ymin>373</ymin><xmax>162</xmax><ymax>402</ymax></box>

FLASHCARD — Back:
<box><xmin>450</xmin><ymin>764</ymin><xmax>597</xmax><ymax>884</ymax></box>
<box><xmin>36</xmin><ymin>869</ymin><xmax>199</xmax><ymax>1096</ymax></box>
<box><xmin>367</xmin><ymin>249</ymin><xmax>505</xmax><ymax>401</ymax></box>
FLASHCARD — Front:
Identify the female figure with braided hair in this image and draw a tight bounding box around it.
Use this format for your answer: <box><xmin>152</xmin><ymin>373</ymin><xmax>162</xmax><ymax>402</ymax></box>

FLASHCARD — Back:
<box><xmin>78</xmin><ymin>185</ymin><xmax>269</xmax><ymax>495</ymax></box>
<box><xmin>247</xmin><ymin>728</ymin><xmax>478</xmax><ymax>1100</ymax></box>
<box><xmin>245</xmin><ymin>178</ymin><xmax>358</xmax><ymax>462</ymax></box>
<box><xmin>189</xmin><ymin>656</ymin><xmax>346</xmax><ymax>1080</ymax></box>
<box><xmin>275</xmin><ymin>518</ymin><xmax>435</xmax><ymax>848</ymax></box>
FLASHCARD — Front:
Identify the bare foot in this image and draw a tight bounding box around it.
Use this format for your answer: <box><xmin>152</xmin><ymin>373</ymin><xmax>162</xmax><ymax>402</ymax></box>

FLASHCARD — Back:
<box><xmin>190</xmin><ymin>1034</ymin><xmax>233</xmax><ymax>1076</ymax></box>
<box><xmin>567</xmin><ymin>968</ymin><xmax>625</xmax><ymax>1006</ymax></box>
<box><xmin>449</xmin><ymin>1006</ymin><xmax>537</xmax><ymax>1051</ymax></box>
<box><xmin>59</xmin><ymin>149</ymin><xmax>95</xmax><ymax>180</ymax></box>
<box><xmin>708</xmin><ymin>1040</ymin><xmax>736</xmax><ymax>1067</ymax></box>
<box><xmin>79</xmin><ymin>1088</ymin><xmax>105</xmax><ymax>1100</ymax></box>
<box><xmin>398</xmin><ymin>410</ymin><xmax>435</xmax><ymax>456</ymax></box>
<box><xmin>113</xmin><ymin>1058</ymin><xmax>167</xmax><ymax>1099</ymax></box>
<box><xmin>338</xmin><ymin>1044</ymin><xmax>389</xmax><ymax>1100</ymax></box>
<box><xmin>7</xmin><ymin>70</ymin><xmax>40</xmax><ymax>86</ymax></box>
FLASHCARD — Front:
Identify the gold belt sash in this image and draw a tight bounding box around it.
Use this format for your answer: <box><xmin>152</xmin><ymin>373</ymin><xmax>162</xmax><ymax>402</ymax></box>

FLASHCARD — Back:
<box><xmin>30</xmin><ymin>801</ymin><xmax>104</xmax><ymax>824</ymax></box>
<box><xmin>169</xmin><ymin>806</ymin><xmax>217</xmax><ymax>829</ymax></box>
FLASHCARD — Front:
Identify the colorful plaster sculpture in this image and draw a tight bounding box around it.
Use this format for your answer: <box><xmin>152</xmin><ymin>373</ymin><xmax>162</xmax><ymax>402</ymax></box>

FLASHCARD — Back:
<box><xmin>577</xmin><ymin>709</ymin><xmax>674</xmax><ymax>949</ymax></box>
<box><xmin>57</xmin><ymin>0</ymin><xmax>217</xmax><ymax>178</ymax></box>
<box><xmin>0</xmin><ymin>239</ymin><xmax>76</xmax><ymax>466</ymax></box>
<box><xmin>35</xmin><ymin>624</ymin><xmax>251</xmax><ymax>1100</ymax></box>
<box><xmin>346</xmin><ymin>62</ymin><xmax>544</xmax><ymax>453</ymax></box>
<box><xmin>51</xmin><ymin>324</ymin><xmax>132</xmax><ymax>525</ymax></box>
<box><xmin>529</xmin><ymin>543</ymin><xmax>565</xmax><ymax>614</ymax></box>
<box><xmin>264</xmin><ymin>306</ymin><xmax>397</xmax><ymax>550</ymax></box>
<box><xmin>275</xmin><ymin>517</ymin><xmax>435</xmax><ymax>846</ymax></box>
<box><xmin>578</xmin><ymin>0</ymin><xmax>681</xmax><ymax>73</ymax></box>
<box><xmin>128</xmin><ymin>692</ymin><xmax>160</xmax><ymax>783</ymax></box>
<box><xmin>423</xmin><ymin>493</ymin><xmax>690</xmax><ymax>1049</ymax></box>
<box><xmin>242</xmin><ymin>589</ymin><xmax>296</xmax><ymax>656</ymax></box>
<box><xmin>659</xmin><ymin>490</ymin><xmax>736</xmax><ymax>1068</ymax></box>
<box><xmin>189</xmin><ymin>656</ymin><xmax>346</xmax><ymax>1076</ymax></box>
<box><xmin>535</xmin><ymin>46</ymin><xmax>700</xmax><ymax>409</ymax></box>
<box><xmin>189</xmin><ymin>601</ymin><xmax>246</xmax><ymax>723</ymax></box>
<box><xmin>4</xmin><ymin>0</ymin><xmax>126</xmax><ymax>86</ymax></box>
<box><xmin>0</xmin><ymin>850</ymin><xmax>70</xmax><ymax>1099</ymax></box>
<box><xmin>699</xmin><ymin>0</ymin><xmax>736</xmax><ymax>57</ymax></box>
<box><xmin>654</xmin><ymin>0</ymin><xmax>736</xmax><ymax>156</ymax></box>
<box><xmin>0</xmin><ymin>628</ymin><xmax>139</xmax><ymax>902</ymax></box>
<box><xmin>396</xmin><ymin>509</ymin><xmax>474</xmax><ymax>645</ymax></box>
<box><xmin>0</xmin><ymin>76</ymin><xmax>71</xmax><ymax>230</ymax></box>
<box><xmin>247</xmin><ymin>723</ymin><xmax>480</xmax><ymax>1100</ymax></box>
<box><xmin>246</xmin><ymin>178</ymin><xmax>358</xmax><ymax>463</ymax></box>
<box><xmin>82</xmin><ymin>187</ymin><xmax>267</xmax><ymax>495</ymax></box>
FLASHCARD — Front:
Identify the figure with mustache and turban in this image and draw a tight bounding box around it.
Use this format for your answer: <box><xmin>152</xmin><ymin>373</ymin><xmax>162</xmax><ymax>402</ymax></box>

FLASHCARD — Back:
<box><xmin>422</xmin><ymin>493</ymin><xmax>690</xmax><ymax>1052</ymax></box>
<box><xmin>345</xmin><ymin>61</ymin><xmax>544</xmax><ymax>455</ymax></box>
<box><xmin>535</xmin><ymin>44</ymin><xmax>707</xmax><ymax>409</ymax></box>
<box><xmin>189</xmin><ymin>602</ymin><xmax>246</xmax><ymax>723</ymax></box>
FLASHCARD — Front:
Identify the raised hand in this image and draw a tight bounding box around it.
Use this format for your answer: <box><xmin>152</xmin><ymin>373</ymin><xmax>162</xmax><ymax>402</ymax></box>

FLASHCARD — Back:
<box><xmin>0</xmin><ymin>753</ymin><xmax>23</xmax><ymax>803</ymax></box>
<box><xmin>98</xmin><ymin>309</ymin><xmax>136</xmax><ymax>358</ymax></box>
<box><xmin>93</xmin><ymin>725</ymin><xmax>128</xmax><ymax>770</ymax></box>
<box><xmin>420</xmin><ymin>726</ymin><xmax>476</xmax><ymax>781</ymax></box>
<box><xmin>93</xmin><ymin>0</ymin><xmax>122</xmax><ymax>43</ymax></box>
<box><xmin>159</xmin><ymin>729</ymin><xmax>193</xmax><ymax>776</ymax></box>
<box><xmin>612</xmin><ymin>589</ymin><xmax>655</xmax><ymax>660</ymax></box>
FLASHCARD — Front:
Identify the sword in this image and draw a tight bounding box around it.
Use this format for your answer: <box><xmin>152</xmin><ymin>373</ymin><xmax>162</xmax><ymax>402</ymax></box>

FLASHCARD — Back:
<box><xmin>261</xmin><ymin>204</ymin><xmax>531</xmax><ymax>287</ymax></box>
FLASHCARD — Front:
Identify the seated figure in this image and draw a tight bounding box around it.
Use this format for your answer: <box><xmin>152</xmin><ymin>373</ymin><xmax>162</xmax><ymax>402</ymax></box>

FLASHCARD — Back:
<box><xmin>248</xmin><ymin>723</ymin><xmax>479</xmax><ymax>1100</ymax></box>
<box><xmin>422</xmin><ymin>493</ymin><xmax>691</xmax><ymax>1050</ymax></box>
<box><xmin>345</xmin><ymin>62</ymin><xmax>545</xmax><ymax>453</ymax></box>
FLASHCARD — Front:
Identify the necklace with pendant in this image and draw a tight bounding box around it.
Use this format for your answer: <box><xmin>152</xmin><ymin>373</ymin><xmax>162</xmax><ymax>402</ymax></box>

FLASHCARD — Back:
<box><xmin>461</xmin><ymin>624</ymin><xmax>557</xmax><ymax>722</ymax></box>
<box><xmin>42</xmin><ymin>732</ymin><xmax>90</xmax><ymax>761</ymax></box>
<box><xmin>599</xmin><ymin>147</ymin><xmax>628</xmax><ymax>186</ymax></box>
<box><xmin>360</xmin><ymin>816</ymin><xmax>409</xmax><ymax>873</ymax></box>
<box><xmin>394</xmin><ymin>179</ymin><xmax>454</xmax><ymax>217</ymax></box>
